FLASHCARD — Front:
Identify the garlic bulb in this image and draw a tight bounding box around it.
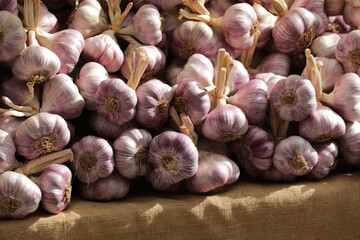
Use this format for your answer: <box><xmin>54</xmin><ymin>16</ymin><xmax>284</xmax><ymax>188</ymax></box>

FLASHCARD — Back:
<box><xmin>34</xmin><ymin>164</ymin><xmax>72</xmax><ymax>214</ymax></box>
<box><xmin>258</xmin><ymin>53</ymin><xmax>291</xmax><ymax>77</ymax></box>
<box><xmin>148</xmin><ymin>131</ymin><xmax>198</xmax><ymax>184</ymax></box>
<box><xmin>89</xmin><ymin>112</ymin><xmax>131</xmax><ymax>140</ymax></box>
<box><xmin>0</xmin><ymin>117</ymin><xmax>24</xmax><ymax>139</ymax></box>
<box><xmin>272</xmin><ymin>8</ymin><xmax>326</xmax><ymax>53</ymax></box>
<box><xmin>206</xmin><ymin>0</ymin><xmax>237</xmax><ymax>16</ymax></box>
<box><xmin>15</xmin><ymin>113</ymin><xmax>71</xmax><ymax>159</ymax></box>
<box><xmin>0</xmin><ymin>171</ymin><xmax>41</xmax><ymax>219</ymax></box>
<box><xmin>197</xmin><ymin>136</ymin><xmax>232</xmax><ymax>157</ymax></box>
<box><xmin>273</xmin><ymin>136</ymin><xmax>318</xmax><ymax>176</ymax></box>
<box><xmin>250</xmin><ymin>72</ymin><xmax>276</xmax><ymax>83</ymax></box>
<box><xmin>38</xmin><ymin>3</ymin><xmax>58</xmax><ymax>33</ymax></box>
<box><xmin>71</xmin><ymin>135</ymin><xmax>114</xmax><ymax>184</ymax></box>
<box><xmin>174</xmin><ymin>79</ymin><xmax>211</xmax><ymax>125</ymax></box>
<box><xmin>325</xmin><ymin>0</ymin><xmax>345</xmax><ymax>16</ymax></box>
<box><xmin>343</xmin><ymin>2</ymin><xmax>360</xmax><ymax>27</ymax></box>
<box><xmin>290</xmin><ymin>0</ymin><xmax>329</xmax><ymax>27</ymax></box>
<box><xmin>266</xmin><ymin>75</ymin><xmax>286</xmax><ymax>97</ymax></box>
<box><xmin>166</xmin><ymin>59</ymin><xmax>185</xmax><ymax>86</ymax></box>
<box><xmin>310</xmin><ymin>33</ymin><xmax>341</xmax><ymax>58</ymax></box>
<box><xmin>77</xmin><ymin>62</ymin><xmax>110</xmax><ymax>111</ymax></box>
<box><xmin>117</xmin><ymin>4</ymin><xmax>162</xmax><ymax>45</ymax></box>
<box><xmin>185</xmin><ymin>150</ymin><xmax>239</xmax><ymax>194</ymax></box>
<box><xmin>146</xmin><ymin>165</ymin><xmax>186</xmax><ymax>193</ymax></box>
<box><xmin>260</xmin><ymin>166</ymin><xmax>297</xmax><ymax>182</ymax></box>
<box><xmin>320</xmin><ymin>73</ymin><xmax>360</xmax><ymax>122</ymax></box>
<box><xmin>113</xmin><ymin>128</ymin><xmax>152</xmax><ymax>179</ymax></box>
<box><xmin>253</xmin><ymin>3</ymin><xmax>278</xmax><ymax>49</ymax></box>
<box><xmin>328</xmin><ymin>15</ymin><xmax>353</xmax><ymax>33</ymax></box>
<box><xmin>336</xmin><ymin>30</ymin><xmax>360</xmax><ymax>75</ymax></box>
<box><xmin>132</xmin><ymin>0</ymin><xmax>183</xmax><ymax>10</ymax></box>
<box><xmin>68</xmin><ymin>0</ymin><xmax>108</xmax><ymax>38</ymax></box>
<box><xmin>171</xmin><ymin>21</ymin><xmax>220</xmax><ymax>62</ymax></box>
<box><xmin>0</xmin><ymin>11</ymin><xmax>26</xmax><ymax>62</ymax></box>
<box><xmin>0</xmin><ymin>0</ymin><xmax>17</xmax><ymax>15</ymax></box>
<box><xmin>308</xmin><ymin>141</ymin><xmax>338</xmax><ymax>179</ymax></box>
<box><xmin>82</xmin><ymin>30</ymin><xmax>124</xmax><ymax>73</ymax></box>
<box><xmin>227</xmin><ymin>80</ymin><xmax>268</xmax><ymax>125</ymax></box>
<box><xmin>299</xmin><ymin>103</ymin><xmax>346</xmax><ymax>142</ymax></box>
<box><xmin>270</xmin><ymin>75</ymin><xmax>317</xmax><ymax>121</ymax></box>
<box><xmin>136</xmin><ymin>79</ymin><xmax>173</xmax><ymax>129</ymax></box>
<box><xmin>41</xmin><ymin>74</ymin><xmax>85</xmax><ymax>120</ymax></box>
<box><xmin>79</xmin><ymin>170</ymin><xmax>130</xmax><ymax>201</ymax></box>
<box><xmin>0</xmin><ymin>129</ymin><xmax>17</xmax><ymax>174</ymax></box>
<box><xmin>35</xmin><ymin>29</ymin><xmax>85</xmax><ymax>74</ymax></box>
<box><xmin>340</xmin><ymin>121</ymin><xmax>360</xmax><ymax>165</ymax></box>
<box><xmin>230</xmin><ymin>126</ymin><xmax>274</xmax><ymax>176</ymax></box>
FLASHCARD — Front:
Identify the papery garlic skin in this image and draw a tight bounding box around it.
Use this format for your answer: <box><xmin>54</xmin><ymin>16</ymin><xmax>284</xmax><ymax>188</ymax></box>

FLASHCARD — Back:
<box><xmin>0</xmin><ymin>171</ymin><xmax>41</xmax><ymax>219</ymax></box>
<box><xmin>273</xmin><ymin>136</ymin><xmax>318</xmax><ymax>176</ymax></box>
<box><xmin>270</xmin><ymin>75</ymin><xmax>317</xmax><ymax>121</ymax></box>
<box><xmin>310</xmin><ymin>33</ymin><xmax>341</xmax><ymax>58</ymax></box>
<box><xmin>77</xmin><ymin>62</ymin><xmax>110</xmax><ymax>111</ymax></box>
<box><xmin>336</xmin><ymin>30</ymin><xmax>360</xmax><ymax>75</ymax></box>
<box><xmin>166</xmin><ymin>59</ymin><xmax>185</xmax><ymax>86</ymax></box>
<box><xmin>136</xmin><ymin>79</ymin><xmax>173</xmax><ymax>129</ymax></box>
<box><xmin>0</xmin><ymin>130</ymin><xmax>17</xmax><ymax>174</ymax></box>
<box><xmin>36</xmin><ymin>164</ymin><xmax>72</xmax><ymax>214</ymax></box>
<box><xmin>207</xmin><ymin>0</ymin><xmax>237</xmax><ymax>16</ymax></box>
<box><xmin>340</xmin><ymin>121</ymin><xmax>360</xmax><ymax>165</ymax></box>
<box><xmin>290</xmin><ymin>0</ymin><xmax>329</xmax><ymax>27</ymax></box>
<box><xmin>259</xmin><ymin>53</ymin><xmax>291</xmax><ymax>77</ymax></box>
<box><xmin>309</xmin><ymin>141</ymin><xmax>338</xmax><ymax>179</ymax></box>
<box><xmin>113</xmin><ymin>128</ymin><xmax>152</xmax><ymax>179</ymax></box>
<box><xmin>185</xmin><ymin>150</ymin><xmax>237</xmax><ymax>193</ymax></box>
<box><xmin>71</xmin><ymin>135</ymin><xmax>114</xmax><ymax>184</ymax></box>
<box><xmin>227</xmin><ymin>80</ymin><xmax>268</xmax><ymax>125</ymax></box>
<box><xmin>95</xmin><ymin>78</ymin><xmax>137</xmax><ymax>125</ymax></box>
<box><xmin>15</xmin><ymin>113</ymin><xmax>71</xmax><ymax>159</ymax></box>
<box><xmin>299</xmin><ymin>104</ymin><xmax>346</xmax><ymax>142</ymax></box>
<box><xmin>41</xmin><ymin>74</ymin><xmax>85</xmax><ymax>120</ymax></box>
<box><xmin>38</xmin><ymin>3</ymin><xmax>58</xmax><ymax>33</ymax></box>
<box><xmin>132</xmin><ymin>0</ymin><xmax>183</xmax><ymax>10</ymax></box>
<box><xmin>79</xmin><ymin>171</ymin><xmax>130</xmax><ymax>201</ymax></box>
<box><xmin>0</xmin><ymin>117</ymin><xmax>24</xmax><ymax>139</ymax></box>
<box><xmin>0</xmin><ymin>11</ymin><xmax>26</xmax><ymax>62</ymax></box>
<box><xmin>197</xmin><ymin>136</ymin><xmax>232</xmax><ymax>157</ymax></box>
<box><xmin>202</xmin><ymin>104</ymin><xmax>249</xmax><ymax>143</ymax></box>
<box><xmin>148</xmin><ymin>131</ymin><xmax>199</xmax><ymax>184</ymax></box>
<box><xmin>146</xmin><ymin>166</ymin><xmax>186</xmax><ymax>193</ymax></box>
<box><xmin>36</xmin><ymin>29</ymin><xmax>85</xmax><ymax>74</ymax></box>
<box><xmin>343</xmin><ymin>3</ymin><xmax>360</xmax><ymax>27</ymax></box>
<box><xmin>171</xmin><ymin>21</ymin><xmax>220</xmax><ymax>62</ymax></box>
<box><xmin>253</xmin><ymin>3</ymin><xmax>278</xmax><ymax>49</ymax></box>
<box><xmin>261</xmin><ymin>166</ymin><xmax>297</xmax><ymax>182</ymax></box>
<box><xmin>0</xmin><ymin>0</ymin><xmax>18</xmax><ymax>15</ymax></box>
<box><xmin>68</xmin><ymin>0</ymin><xmax>108</xmax><ymax>38</ymax></box>
<box><xmin>325</xmin><ymin>0</ymin><xmax>345</xmax><ymax>16</ymax></box>
<box><xmin>82</xmin><ymin>30</ymin><xmax>124</xmax><ymax>73</ymax></box>
<box><xmin>328</xmin><ymin>15</ymin><xmax>353</xmax><ymax>34</ymax></box>
<box><xmin>174</xmin><ymin>79</ymin><xmax>211</xmax><ymax>125</ymax></box>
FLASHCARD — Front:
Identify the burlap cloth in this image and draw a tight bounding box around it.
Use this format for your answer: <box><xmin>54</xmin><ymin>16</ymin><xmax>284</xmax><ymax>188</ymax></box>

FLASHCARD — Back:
<box><xmin>1</xmin><ymin>171</ymin><xmax>360</xmax><ymax>240</ymax></box>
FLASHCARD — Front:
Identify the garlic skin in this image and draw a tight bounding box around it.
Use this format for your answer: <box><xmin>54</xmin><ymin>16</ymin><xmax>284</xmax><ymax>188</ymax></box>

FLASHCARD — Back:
<box><xmin>121</xmin><ymin>44</ymin><xmax>166</xmax><ymax>80</ymax></box>
<box><xmin>95</xmin><ymin>78</ymin><xmax>137</xmax><ymax>125</ymax></box>
<box><xmin>0</xmin><ymin>171</ymin><xmax>41</xmax><ymax>219</ymax></box>
<box><xmin>113</xmin><ymin>128</ymin><xmax>152</xmax><ymax>179</ymax></box>
<box><xmin>310</xmin><ymin>33</ymin><xmax>341</xmax><ymax>59</ymax></box>
<box><xmin>261</xmin><ymin>166</ymin><xmax>297</xmax><ymax>182</ymax></box>
<box><xmin>36</xmin><ymin>164</ymin><xmax>72</xmax><ymax>214</ymax></box>
<box><xmin>89</xmin><ymin>112</ymin><xmax>131</xmax><ymax>141</ymax></box>
<box><xmin>336</xmin><ymin>30</ymin><xmax>360</xmax><ymax>75</ymax></box>
<box><xmin>328</xmin><ymin>15</ymin><xmax>353</xmax><ymax>34</ymax></box>
<box><xmin>148</xmin><ymin>131</ymin><xmax>198</xmax><ymax>184</ymax></box>
<box><xmin>41</xmin><ymin>74</ymin><xmax>85</xmax><ymax>120</ymax></box>
<box><xmin>118</xmin><ymin>4</ymin><xmax>162</xmax><ymax>45</ymax></box>
<box><xmin>206</xmin><ymin>0</ymin><xmax>238</xmax><ymax>16</ymax></box>
<box><xmin>0</xmin><ymin>11</ymin><xmax>27</xmax><ymax>63</ymax></box>
<box><xmin>273</xmin><ymin>136</ymin><xmax>318</xmax><ymax>176</ymax></box>
<box><xmin>185</xmin><ymin>150</ymin><xmax>238</xmax><ymax>194</ymax></box>
<box><xmin>340</xmin><ymin>121</ymin><xmax>360</xmax><ymax>165</ymax></box>
<box><xmin>0</xmin><ymin>130</ymin><xmax>17</xmax><ymax>174</ymax></box>
<box><xmin>290</xmin><ymin>0</ymin><xmax>329</xmax><ymax>27</ymax></box>
<box><xmin>166</xmin><ymin>59</ymin><xmax>185</xmax><ymax>86</ymax></box>
<box><xmin>132</xmin><ymin>0</ymin><xmax>183</xmax><ymax>10</ymax></box>
<box><xmin>250</xmin><ymin>72</ymin><xmax>276</xmax><ymax>83</ymax></box>
<box><xmin>77</xmin><ymin>62</ymin><xmax>110</xmax><ymax>111</ymax></box>
<box><xmin>71</xmin><ymin>135</ymin><xmax>114</xmax><ymax>184</ymax></box>
<box><xmin>35</xmin><ymin>29</ymin><xmax>85</xmax><ymax>74</ymax></box>
<box><xmin>0</xmin><ymin>117</ymin><xmax>24</xmax><ymax>139</ymax></box>
<box><xmin>343</xmin><ymin>3</ymin><xmax>360</xmax><ymax>28</ymax></box>
<box><xmin>82</xmin><ymin>30</ymin><xmax>124</xmax><ymax>73</ymax></box>
<box><xmin>146</xmin><ymin>166</ymin><xmax>186</xmax><ymax>193</ymax></box>
<box><xmin>0</xmin><ymin>0</ymin><xmax>18</xmax><ymax>15</ymax></box>
<box><xmin>176</xmin><ymin>53</ymin><xmax>214</xmax><ymax>88</ymax></box>
<box><xmin>308</xmin><ymin>141</ymin><xmax>338</xmax><ymax>179</ymax></box>
<box><xmin>38</xmin><ymin>3</ymin><xmax>58</xmax><ymax>33</ymax></box>
<box><xmin>325</xmin><ymin>0</ymin><xmax>345</xmax><ymax>16</ymax></box>
<box><xmin>272</xmin><ymin>8</ymin><xmax>326</xmax><ymax>54</ymax></box>
<box><xmin>259</xmin><ymin>53</ymin><xmax>291</xmax><ymax>77</ymax></box>
<box><xmin>197</xmin><ymin>136</ymin><xmax>232</xmax><ymax>157</ymax></box>
<box><xmin>270</xmin><ymin>75</ymin><xmax>317</xmax><ymax>121</ymax></box>
<box><xmin>171</xmin><ymin>21</ymin><xmax>220</xmax><ymax>62</ymax></box>
<box><xmin>229</xmin><ymin>125</ymin><xmax>274</xmax><ymax>176</ymax></box>
<box><xmin>202</xmin><ymin>104</ymin><xmax>249</xmax><ymax>143</ymax></box>
<box><xmin>136</xmin><ymin>79</ymin><xmax>173</xmax><ymax>129</ymax></box>
<box><xmin>68</xmin><ymin>0</ymin><xmax>108</xmax><ymax>39</ymax></box>
<box><xmin>174</xmin><ymin>80</ymin><xmax>211</xmax><ymax>125</ymax></box>
<box><xmin>320</xmin><ymin>73</ymin><xmax>360</xmax><ymax>122</ymax></box>
<box><xmin>79</xmin><ymin>171</ymin><xmax>130</xmax><ymax>201</ymax></box>
<box><xmin>15</xmin><ymin>113</ymin><xmax>71</xmax><ymax>159</ymax></box>
<box><xmin>299</xmin><ymin>103</ymin><xmax>346</xmax><ymax>142</ymax></box>
<box><xmin>227</xmin><ymin>80</ymin><xmax>268</xmax><ymax>125</ymax></box>
<box><xmin>253</xmin><ymin>3</ymin><xmax>278</xmax><ymax>49</ymax></box>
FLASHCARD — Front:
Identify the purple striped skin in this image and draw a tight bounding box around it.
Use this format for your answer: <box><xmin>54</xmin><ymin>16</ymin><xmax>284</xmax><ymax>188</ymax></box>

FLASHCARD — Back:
<box><xmin>0</xmin><ymin>0</ymin><xmax>17</xmax><ymax>15</ymax></box>
<box><xmin>308</xmin><ymin>141</ymin><xmax>338</xmax><ymax>179</ymax></box>
<box><xmin>0</xmin><ymin>171</ymin><xmax>41</xmax><ymax>219</ymax></box>
<box><xmin>79</xmin><ymin>171</ymin><xmax>130</xmax><ymax>201</ymax></box>
<box><xmin>36</xmin><ymin>164</ymin><xmax>72</xmax><ymax>214</ymax></box>
<box><xmin>15</xmin><ymin>113</ymin><xmax>71</xmax><ymax>160</ymax></box>
<box><xmin>260</xmin><ymin>53</ymin><xmax>291</xmax><ymax>77</ymax></box>
<box><xmin>0</xmin><ymin>130</ymin><xmax>16</xmax><ymax>174</ymax></box>
<box><xmin>261</xmin><ymin>166</ymin><xmax>297</xmax><ymax>182</ymax></box>
<box><xmin>0</xmin><ymin>117</ymin><xmax>24</xmax><ymax>139</ymax></box>
<box><xmin>38</xmin><ymin>3</ymin><xmax>58</xmax><ymax>33</ymax></box>
<box><xmin>340</xmin><ymin>122</ymin><xmax>360</xmax><ymax>165</ymax></box>
<box><xmin>71</xmin><ymin>136</ymin><xmax>114</xmax><ymax>184</ymax></box>
<box><xmin>336</xmin><ymin>30</ymin><xmax>360</xmax><ymax>75</ymax></box>
<box><xmin>148</xmin><ymin>131</ymin><xmax>199</xmax><ymax>184</ymax></box>
<box><xmin>89</xmin><ymin>112</ymin><xmax>130</xmax><ymax>141</ymax></box>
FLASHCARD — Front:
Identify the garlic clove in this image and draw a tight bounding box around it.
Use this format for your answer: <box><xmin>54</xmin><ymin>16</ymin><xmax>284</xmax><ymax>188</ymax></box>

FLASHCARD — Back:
<box><xmin>0</xmin><ymin>116</ymin><xmax>24</xmax><ymax>139</ymax></box>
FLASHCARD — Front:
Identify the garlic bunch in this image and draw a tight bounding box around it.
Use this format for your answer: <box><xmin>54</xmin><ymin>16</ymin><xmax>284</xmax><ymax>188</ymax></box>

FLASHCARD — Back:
<box><xmin>336</xmin><ymin>30</ymin><xmax>360</xmax><ymax>75</ymax></box>
<box><xmin>0</xmin><ymin>130</ymin><xmax>17</xmax><ymax>174</ymax></box>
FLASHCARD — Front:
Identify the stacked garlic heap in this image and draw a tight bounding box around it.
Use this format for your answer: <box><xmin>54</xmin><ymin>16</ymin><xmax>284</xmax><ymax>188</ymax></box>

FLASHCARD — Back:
<box><xmin>0</xmin><ymin>0</ymin><xmax>360</xmax><ymax>219</ymax></box>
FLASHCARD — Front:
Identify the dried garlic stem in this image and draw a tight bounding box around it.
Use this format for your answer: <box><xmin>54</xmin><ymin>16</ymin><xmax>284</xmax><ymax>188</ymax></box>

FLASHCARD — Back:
<box><xmin>271</xmin><ymin>0</ymin><xmax>289</xmax><ymax>17</ymax></box>
<box><xmin>106</xmin><ymin>0</ymin><xmax>133</xmax><ymax>32</ymax></box>
<box><xmin>240</xmin><ymin>28</ymin><xmax>261</xmax><ymax>70</ymax></box>
<box><xmin>216</xmin><ymin>49</ymin><xmax>226</xmax><ymax>88</ymax></box>
<box><xmin>182</xmin><ymin>0</ymin><xmax>210</xmax><ymax>15</ymax></box>
<box><xmin>305</xmin><ymin>49</ymin><xmax>322</xmax><ymax>100</ymax></box>
<box><xmin>127</xmin><ymin>52</ymin><xmax>150</xmax><ymax>90</ymax></box>
<box><xmin>178</xmin><ymin>8</ymin><xmax>211</xmax><ymax>23</ymax></box>
<box><xmin>0</xmin><ymin>96</ymin><xmax>37</xmax><ymax>117</ymax></box>
<box><xmin>169</xmin><ymin>107</ymin><xmax>198</xmax><ymax>145</ymax></box>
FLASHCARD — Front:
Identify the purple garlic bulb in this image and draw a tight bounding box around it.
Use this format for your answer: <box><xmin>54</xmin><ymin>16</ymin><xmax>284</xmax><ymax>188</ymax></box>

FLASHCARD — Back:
<box><xmin>0</xmin><ymin>129</ymin><xmax>17</xmax><ymax>174</ymax></box>
<box><xmin>308</xmin><ymin>141</ymin><xmax>338</xmax><ymax>179</ymax></box>
<box><xmin>336</xmin><ymin>30</ymin><xmax>360</xmax><ymax>75</ymax></box>
<box><xmin>340</xmin><ymin>121</ymin><xmax>360</xmax><ymax>165</ymax></box>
